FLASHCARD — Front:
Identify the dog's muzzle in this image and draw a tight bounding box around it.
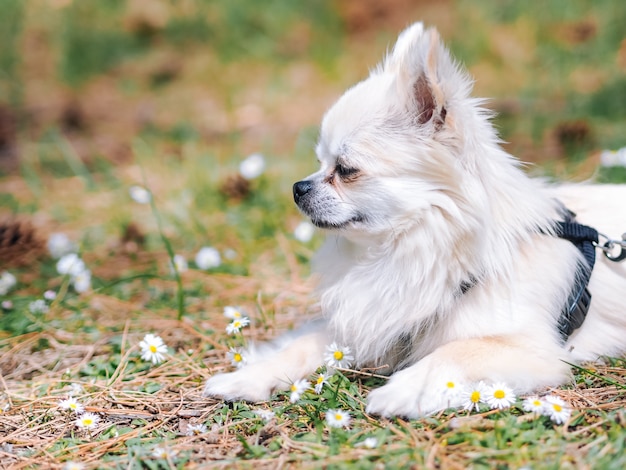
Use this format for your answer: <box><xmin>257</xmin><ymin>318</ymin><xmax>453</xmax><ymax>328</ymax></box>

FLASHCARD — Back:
<box><xmin>293</xmin><ymin>180</ymin><xmax>313</xmax><ymax>205</ymax></box>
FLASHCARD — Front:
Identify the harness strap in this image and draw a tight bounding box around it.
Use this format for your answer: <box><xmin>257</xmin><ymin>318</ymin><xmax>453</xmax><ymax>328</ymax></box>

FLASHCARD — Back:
<box><xmin>553</xmin><ymin>216</ymin><xmax>598</xmax><ymax>342</ymax></box>
<box><xmin>554</xmin><ymin>221</ymin><xmax>598</xmax><ymax>270</ymax></box>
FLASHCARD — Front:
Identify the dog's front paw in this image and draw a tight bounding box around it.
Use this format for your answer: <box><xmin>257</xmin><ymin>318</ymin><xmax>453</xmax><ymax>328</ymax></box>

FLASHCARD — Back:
<box><xmin>203</xmin><ymin>368</ymin><xmax>275</xmax><ymax>403</ymax></box>
<box><xmin>366</xmin><ymin>360</ymin><xmax>464</xmax><ymax>418</ymax></box>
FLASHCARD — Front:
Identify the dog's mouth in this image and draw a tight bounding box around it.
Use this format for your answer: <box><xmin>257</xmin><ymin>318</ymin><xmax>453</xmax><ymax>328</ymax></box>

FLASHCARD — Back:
<box><xmin>310</xmin><ymin>213</ymin><xmax>365</xmax><ymax>230</ymax></box>
<box><xmin>293</xmin><ymin>180</ymin><xmax>366</xmax><ymax>230</ymax></box>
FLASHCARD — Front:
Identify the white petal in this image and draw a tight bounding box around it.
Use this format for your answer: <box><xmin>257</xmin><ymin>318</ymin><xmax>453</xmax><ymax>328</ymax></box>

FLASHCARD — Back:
<box><xmin>239</xmin><ymin>153</ymin><xmax>265</xmax><ymax>179</ymax></box>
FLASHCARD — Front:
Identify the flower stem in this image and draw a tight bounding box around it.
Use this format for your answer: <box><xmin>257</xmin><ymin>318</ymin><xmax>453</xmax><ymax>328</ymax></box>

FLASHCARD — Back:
<box><xmin>137</xmin><ymin>159</ymin><xmax>185</xmax><ymax>321</ymax></box>
<box><xmin>151</xmin><ymin>200</ymin><xmax>185</xmax><ymax>321</ymax></box>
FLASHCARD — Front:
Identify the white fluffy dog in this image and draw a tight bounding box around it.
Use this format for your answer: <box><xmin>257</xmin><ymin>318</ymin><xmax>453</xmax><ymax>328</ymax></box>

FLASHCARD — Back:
<box><xmin>204</xmin><ymin>23</ymin><xmax>626</xmax><ymax>417</ymax></box>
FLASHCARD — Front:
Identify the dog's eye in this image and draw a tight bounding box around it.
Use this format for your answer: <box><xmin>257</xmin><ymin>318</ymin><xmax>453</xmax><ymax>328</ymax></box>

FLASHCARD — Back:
<box><xmin>335</xmin><ymin>163</ymin><xmax>359</xmax><ymax>180</ymax></box>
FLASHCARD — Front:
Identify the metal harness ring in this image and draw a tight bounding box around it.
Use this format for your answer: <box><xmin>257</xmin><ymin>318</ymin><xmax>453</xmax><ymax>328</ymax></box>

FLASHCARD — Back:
<box><xmin>596</xmin><ymin>233</ymin><xmax>626</xmax><ymax>262</ymax></box>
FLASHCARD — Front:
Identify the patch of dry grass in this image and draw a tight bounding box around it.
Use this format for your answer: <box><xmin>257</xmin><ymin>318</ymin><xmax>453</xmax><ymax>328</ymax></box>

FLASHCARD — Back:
<box><xmin>1</xmin><ymin>264</ymin><xmax>625</xmax><ymax>468</ymax></box>
<box><xmin>0</xmin><ymin>268</ymin><xmax>318</xmax><ymax>468</ymax></box>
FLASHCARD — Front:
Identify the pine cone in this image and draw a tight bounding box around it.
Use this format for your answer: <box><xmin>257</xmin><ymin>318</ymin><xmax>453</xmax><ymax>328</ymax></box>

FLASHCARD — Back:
<box><xmin>0</xmin><ymin>219</ymin><xmax>45</xmax><ymax>268</ymax></box>
<box><xmin>121</xmin><ymin>222</ymin><xmax>145</xmax><ymax>253</ymax></box>
<box><xmin>555</xmin><ymin>120</ymin><xmax>592</xmax><ymax>147</ymax></box>
<box><xmin>60</xmin><ymin>100</ymin><xmax>87</xmax><ymax>132</ymax></box>
<box><xmin>219</xmin><ymin>174</ymin><xmax>251</xmax><ymax>201</ymax></box>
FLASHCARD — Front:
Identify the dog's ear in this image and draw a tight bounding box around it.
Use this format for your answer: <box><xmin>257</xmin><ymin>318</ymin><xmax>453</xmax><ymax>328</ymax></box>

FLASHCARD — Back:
<box><xmin>382</xmin><ymin>23</ymin><xmax>464</xmax><ymax>130</ymax></box>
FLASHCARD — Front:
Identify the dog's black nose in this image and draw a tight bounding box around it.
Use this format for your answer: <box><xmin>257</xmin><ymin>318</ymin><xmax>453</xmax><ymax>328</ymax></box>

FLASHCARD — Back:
<box><xmin>293</xmin><ymin>180</ymin><xmax>312</xmax><ymax>203</ymax></box>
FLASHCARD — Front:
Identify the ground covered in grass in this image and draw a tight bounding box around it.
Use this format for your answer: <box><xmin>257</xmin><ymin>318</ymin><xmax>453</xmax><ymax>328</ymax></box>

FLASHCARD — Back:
<box><xmin>1</xmin><ymin>1</ymin><xmax>626</xmax><ymax>468</ymax></box>
<box><xmin>1</xmin><ymin>301</ymin><xmax>625</xmax><ymax>468</ymax></box>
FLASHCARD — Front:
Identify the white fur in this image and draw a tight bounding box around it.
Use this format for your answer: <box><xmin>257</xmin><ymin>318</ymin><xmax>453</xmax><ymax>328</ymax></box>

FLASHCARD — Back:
<box><xmin>203</xmin><ymin>23</ymin><xmax>626</xmax><ymax>418</ymax></box>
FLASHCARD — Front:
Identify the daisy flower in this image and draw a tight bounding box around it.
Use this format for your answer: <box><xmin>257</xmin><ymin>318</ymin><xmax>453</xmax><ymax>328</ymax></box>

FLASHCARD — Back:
<box><xmin>139</xmin><ymin>333</ymin><xmax>168</xmax><ymax>364</ymax></box>
<box><xmin>442</xmin><ymin>380</ymin><xmax>463</xmax><ymax>401</ymax></box>
<box><xmin>461</xmin><ymin>382</ymin><xmax>487</xmax><ymax>412</ymax></box>
<box><xmin>63</xmin><ymin>462</ymin><xmax>85</xmax><ymax>470</ymax></box>
<box><xmin>289</xmin><ymin>378</ymin><xmax>310</xmax><ymax>403</ymax></box>
<box><xmin>185</xmin><ymin>423</ymin><xmax>207</xmax><ymax>436</ymax></box>
<box><xmin>293</xmin><ymin>221</ymin><xmax>315</xmax><ymax>243</ymax></box>
<box><xmin>522</xmin><ymin>396</ymin><xmax>545</xmax><ymax>414</ymax></box>
<box><xmin>43</xmin><ymin>290</ymin><xmax>57</xmax><ymax>301</ymax></box>
<box><xmin>484</xmin><ymin>382</ymin><xmax>516</xmax><ymax>410</ymax></box>
<box><xmin>600</xmin><ymin>147</ymin><xmax>626</xmax><ymax>167</ymax></box>
<box><xmin>324</xmin><ymin>343</ymin><xmax>354</xmax><ymax>369</ymax></box>
<box><xmin>28</xmin><ymin>299</ymin><xmax>49</xmax><ymax>314</ymax></box>
<box><xmin>195</xmin><ymin>246</ymin><xmax>221</xmax><ymax>270</ymax></box>
<box><xmin>56</xmin><ymin>253</ymin><xmax>86</xmax><ymax>277</ymax></box>
<box><xmin>223</xmin><ymin>306</ymin><xmax>245</xmax><ymax>320</ymax></box>
<box><xmin>326</xmin><ymin>409</ymin><xmax>351</xmax><ymax>428</ymax></box>
<box><xmin>152</xmin><ymin>446</ymin><xmax>177</xmax><ymax>459</ymax></box>
<box><xmin>72</xmin><ymin>269</ymin><xmax>91</xmax><ymax>293</ymax></box>
<box><xmin>543</xmin><ymin>395</ymin><xmax>572</xmax><ymax>424</ymax></box>
<box><xmin>227</xmin><ymin>347</ymin><xmax>246</xmax><ymax>368</ymax></box>
<box><xmin>355</xmin><ymin>437</ymin><xmax>378</xmax><ymax>449</ymax></box>
<box><xmin>56</xmin><ymin>253</ymin><xmax>91</xmax><ymax>293</ymax></box>
<box><xmin>129</xmin><ymin>185</ymin><xmax>151</xmax><ymax>204</ymax></box>
<box><xmin>239</xmin><ymin>153</ymin><xmax>265</xmax><ymax>180</ymax></box>
<box><xmin>48</xmin><ymin>233</ymin><xmax>77</xmax><ymax>259</ymax></box>
<box><xmin>314</xmin><ymin>372</ymin><xmax>330</xmax><ymax>394</ymax></box>
<box><xmin>0</xmin><ymin>271</ymin><xmax>17</xmax><ymax>295</ymax></box>
<box><xmin>75</xmin><ymin>412</ymin><xmax>100</xmax><ymax>430</ymax></box>
<box><xmin>169</xmin><ymin>254</ymin><xmax>188</xmax><ymax>275</ymax></box>
<box><xmin>59</xmin><ymin>397</ymin><xmax>84</xmax><ymax>414</ymax></box>
<box><xmin>226</xmin><ymin>317</ymin><xmax>250</xmax><ymax>335</ymax></box>
<box><xmin>253</xmin><ymin>409</ymin><xmax>276</xmax><ymax>421</ymax></box>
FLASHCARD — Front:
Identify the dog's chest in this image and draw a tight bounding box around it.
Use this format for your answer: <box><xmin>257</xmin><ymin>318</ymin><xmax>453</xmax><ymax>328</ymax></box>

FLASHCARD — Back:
<box><xmin>324</xmin><ymin>279</ymin><xmax>446</xmax><ymax>369</ymax></box>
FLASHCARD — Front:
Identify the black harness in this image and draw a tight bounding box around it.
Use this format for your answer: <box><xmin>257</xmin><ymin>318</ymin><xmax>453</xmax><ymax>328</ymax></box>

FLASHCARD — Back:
<box><xmin>553</xmin><ymin>211</ymin><xmax>598</xmax><ymax>341</ymax></box>
<box><xmin>459</xmin><ymin>208</ymin><xmax>625</xmax><ymax>343</ymax></box>
<box><xmin>553</xmin><ymin>209</ymin><xmax>626</xmax><ymax>341</ymax></box>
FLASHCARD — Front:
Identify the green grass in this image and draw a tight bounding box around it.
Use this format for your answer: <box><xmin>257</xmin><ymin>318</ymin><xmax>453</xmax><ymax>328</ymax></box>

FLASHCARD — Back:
<box><xmin>0</xmin><ymin>0</ymin><xmax>23</xmax><ymax>105</ymax></box>
<box><xmin>1</xmin><ymin>1</ymin><xmax>626</xmax><ymax>468</ymax></box>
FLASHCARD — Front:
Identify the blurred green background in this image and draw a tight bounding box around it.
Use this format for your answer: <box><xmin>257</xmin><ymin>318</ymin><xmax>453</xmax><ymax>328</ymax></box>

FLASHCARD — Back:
<box><xmin>1</xmin><ymin>0</ymin><xmax>625</xmax><ymax>283</ymax></box>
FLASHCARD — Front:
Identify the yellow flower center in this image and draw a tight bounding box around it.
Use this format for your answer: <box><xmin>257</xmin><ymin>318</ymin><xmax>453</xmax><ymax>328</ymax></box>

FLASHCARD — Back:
<box><xmin>233</xmin><ymin>321</ymin><xmax>241</xmax><ymax>328</ymax></box>
<box><xmin>553</xmin><ymin>404</ymin><xmax>562</xmax><ymax>412</ymax></box>
<box><xmin>83</xmin><ymin>418</ymin><xmax>93</xmax><ymax>426</ymax></box>
<box><xmin>233</xmin><ymin>311</ymin><xmax>241</xmax><ymax>318</ymax></box>
<box><xmin>446</xmin><ymin>382</ymin><xmax>455</xmax><ymax>389</ymax></box>
<box><xmin>333</xmin><ymin>351</ymin><xmax>344</xmax><ymax>360</ymax></box>
<box><xmin>470</xmin><ymin>391</ymin><xmax>481</xmax><ymax>403</ymax></box>
<box><xmin>149</xmin><ymin>345</ymin><xmax>157</xmax><ymax>353</ymax></box>
<box><xmin>233</xmin><ymin>353</ymin><xmax>242</xmax><ymax>362</ymax></box>
<box><xmin>334</xmin><ymin>413</ymin><xmax>343</xmax><ymax>421</ymax></box>
<box><xmin>533</xmin><ymin>400</ymin><xmax>542</xmax><ymax>406</ymax></box>
<box><xmin>290</xmin><ymin>384</ymin><xmax>297</xmax><ymax>392</ymax></box>
<box><xmin>69</xmin><ymin>403</ymin><xmax>77</xmax><ymax>409</ymax></box>
<box><xmin>494</xmin><ymin>390</ymin><xmax>505</xmax><ymax>399</ymax></box>
<box><xmin>317</xmin><ymin>376</ymin><xmax>324</xmax><ymax>384</ymax></box>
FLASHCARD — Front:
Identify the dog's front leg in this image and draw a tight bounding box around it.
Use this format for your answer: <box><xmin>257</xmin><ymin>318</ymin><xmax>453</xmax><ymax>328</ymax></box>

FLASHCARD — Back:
<box><xmin>203</xmin><ymin>323</ymin><xmax>327</xmax><ymax>402</ymax></box>
<box><xmin>366</xmin><ymin>335</ymin><xmax>570</xmax><ymax>418</ymax></box>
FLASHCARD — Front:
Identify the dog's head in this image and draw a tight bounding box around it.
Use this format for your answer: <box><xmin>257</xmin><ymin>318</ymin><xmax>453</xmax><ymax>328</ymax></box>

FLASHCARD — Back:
<box><xmin>294</xmin><ymin>23</ymin><xmax>488</xmax><ymax>240</ymax></box>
